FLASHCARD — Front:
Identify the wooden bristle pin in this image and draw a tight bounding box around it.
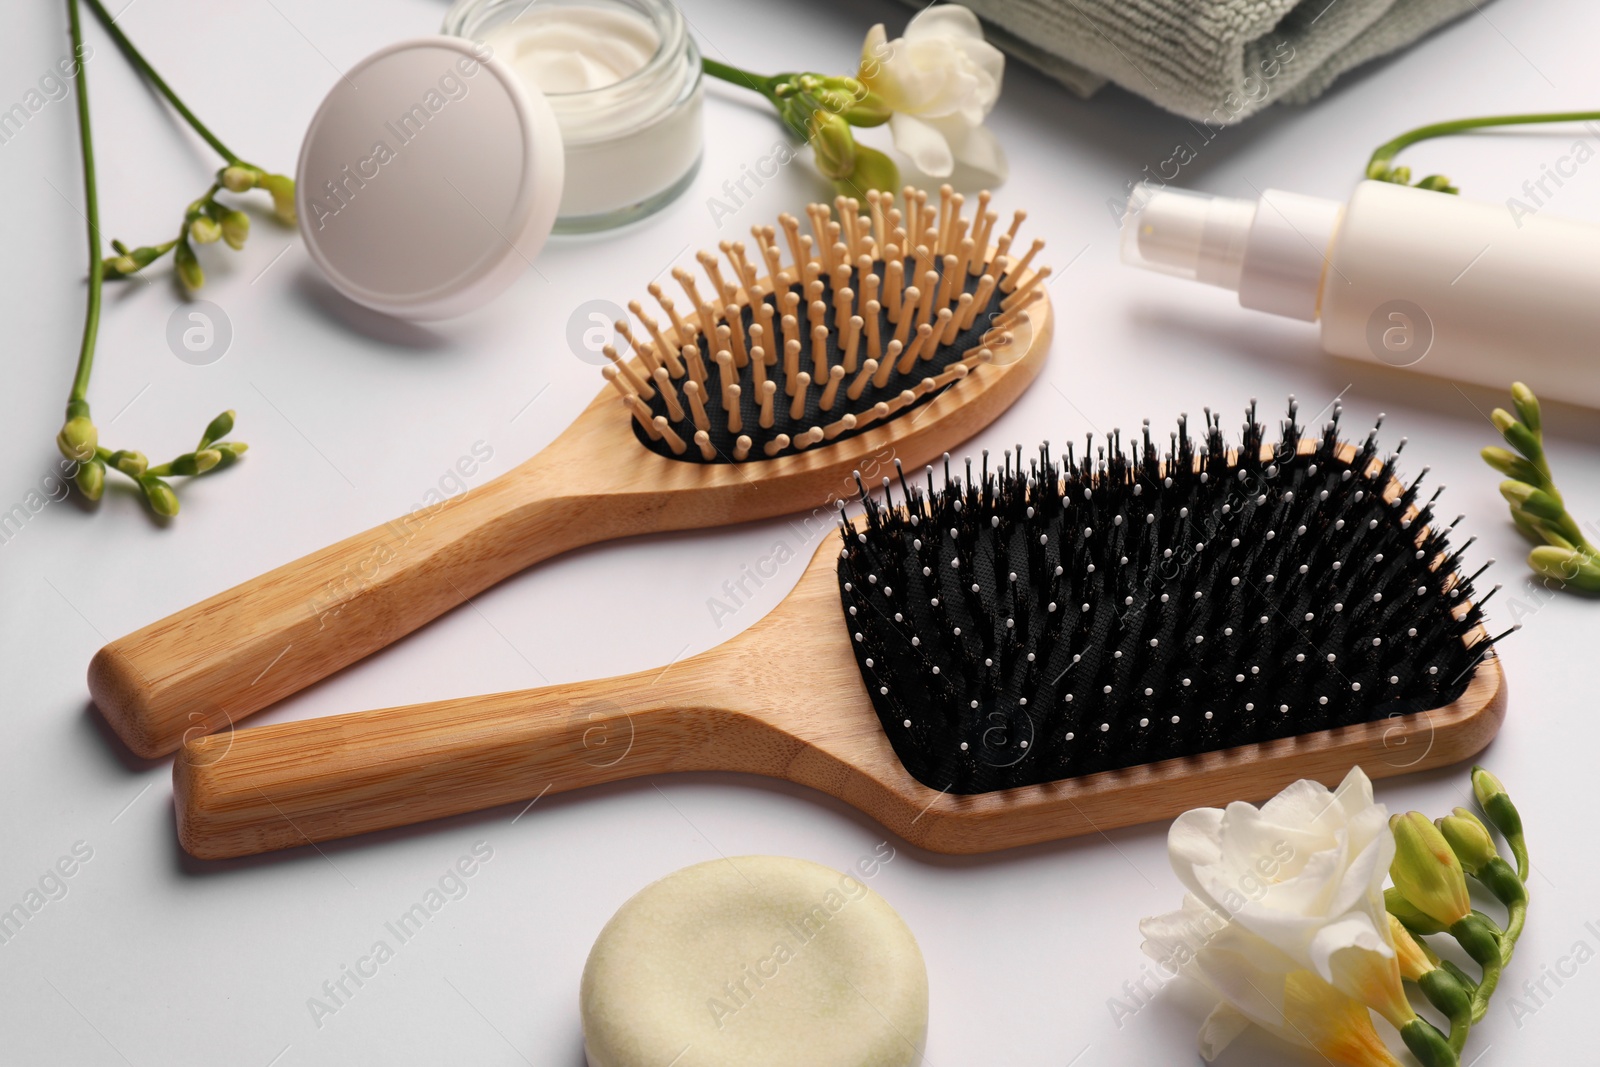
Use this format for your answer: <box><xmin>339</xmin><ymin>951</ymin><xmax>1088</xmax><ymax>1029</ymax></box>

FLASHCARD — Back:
<box><xmin>821</xmin><ymin>365</ymin><xmax>845</xmax><ymax>411</ymax></box>
<box><xmin>873</xmin><ymin>342</ymin><xmax>902</xmax><ymax>389</ymax></box>
<box><xmin>653</xmin><ymin>368</ymin><xmax>685</xmax><ymax>421</ymax></box>
<box><xmin>683</xmin><ymin>343</ymin><xmax>707</xmax><ymax>388</ymax></box>
<box><xmin>783</xmin><ymin>338</ymin><xmax>801</xmax><ymax>396</ymax></box>
<box><xmin>654</xmin><ymin>416</ymin><xmax>687</xmax><ymax>454</ymax></box>
<box><xmin>790</xmin><ymin>372</ymin><xmax>811</xmax><ymax>421</ymax></box>
<box><xmin>759</xmin><ymin>380</ymin><xmax>777</xmax><ymax>429</ymax></box>
<box><xmin>865</xmin><ymin>301</ymin><xmax>882</xmax><ymax>362</ymax></box>
<box><xmin>714</xmin><ymin>350</ymin><xmax>735</xmax><ymax>409</ymax></box>
<box><xmin>892</xmin><ymin>290</ymin><xmax>918</xmax><ymax>347</ymax></box>
<box><xmin>688</xmin><ymin>429</ymin><xmax>711</xmax><ymax>460</ymax></box>
<box><xmin>625</xmin><ymin>395</ymin><xmax>660</xmax><ymax>439</ymax></box>
<box><xmin>825</xmin><ymin>412</ymin><xmax>857</xmax><ymax>440</ymax></box>
<box><xmin>604</xmin><ymin>345</ymin><xmax>653</xmax><ymax>399</ymax></box>
<box><xmin>684</xmin><ymin>379</ymin><xmax>710</xmax><ymax>432</ymax></box>
<box><xmin>601</xmin><ymin>365</ymin><xmax>633</xmax><ymax>403</ymax></box>
<box><xmin>848</xmin><ymin>359</ymin><xmax>879</xmax><ymax>402</ymax></box>
<box><xmin>843</xmin><ymin>314</ymin><xmax>863</xmax><ymax>374</ymax></box>
<box><xmin>1002</xmin><ymin>239</ymin><xmax>1045</xmax><ymax>293</ymax></box>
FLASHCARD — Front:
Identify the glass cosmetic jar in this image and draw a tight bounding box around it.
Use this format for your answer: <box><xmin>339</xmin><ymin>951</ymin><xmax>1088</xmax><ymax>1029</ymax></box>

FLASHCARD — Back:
<box><xmin>444</xmin><ymin>0</ymin><xmax>703</xmax><ymax>232</ymax></box>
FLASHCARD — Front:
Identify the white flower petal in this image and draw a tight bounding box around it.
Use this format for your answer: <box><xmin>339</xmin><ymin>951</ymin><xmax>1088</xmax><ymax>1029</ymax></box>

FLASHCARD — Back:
<box><xmin>1309</xmin><ymin>914</ymin><xmax>1392</xmax><ymax>988</ymax></box>
<box><xmin>889</xmin><ymin>112</ymin><xmax>954</xmax><ymax>177</ymax></box>
<box><xmin>1167</xmin><ymin>806</ymin><xmax>1225</xmax><ymax>902</ymax></box>
<box><xmin>1197</xmin><ymin>1003</ymin><xmax>1251</xmax><ymax>1061</ymax></box>
<box><xmin>937</xmin><ymin>117</ymin><xmax>1008</xmax><ymax>185</ymax></box>
<box><xmin>905</xmin><ymin>4</ymin><xmax>987</xmax><ymax>43</ymax></box>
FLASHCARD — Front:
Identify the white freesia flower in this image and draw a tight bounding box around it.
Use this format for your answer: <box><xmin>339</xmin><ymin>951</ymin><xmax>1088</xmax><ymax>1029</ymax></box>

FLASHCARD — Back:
<box><xmin>1140</xmin><ymin>767</ymin><xmax>1416</xmax><ymax>1064</ymax></box>
<box><xmin>1142</xmin><ymin>898</ymin><xmax>1402</xmax><ymax>1066</ymax></box>
<box><xmin>858</xmin><ymin>5</ymin><xmax>1007</xmax><ymax>185</ymax></box>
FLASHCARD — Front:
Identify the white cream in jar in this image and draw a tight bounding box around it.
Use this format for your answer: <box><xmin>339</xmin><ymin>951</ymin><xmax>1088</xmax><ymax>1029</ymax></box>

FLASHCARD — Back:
<box><xmin>445</xmin><ymin>0</ymin><xmax>703</xmax><ymax>231</ymax></box>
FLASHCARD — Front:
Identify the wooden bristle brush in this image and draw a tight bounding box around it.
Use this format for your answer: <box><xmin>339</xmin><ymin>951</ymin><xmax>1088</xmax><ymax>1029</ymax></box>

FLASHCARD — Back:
<box><xmin>89</xmin><ymin>185</ymin><xmax>1052</xmax><ymax>758</ymax></box>
<box><xmin>177</xmin><ymin>400</ymin><xmax>1507</xmax><ymax>860</ymax></box>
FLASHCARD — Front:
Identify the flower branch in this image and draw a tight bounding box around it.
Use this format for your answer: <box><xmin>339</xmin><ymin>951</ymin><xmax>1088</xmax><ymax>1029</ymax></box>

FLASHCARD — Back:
<box><xmin>59</xmin><ymin>0</ymin><xmax>293</xmax><ymax>516</ymax></box>
<box><xmin>1480</xmin><ymin>382</ymin><xmax>1600</xmax><ymax>592</ymax></box>
<box><xmin>1367</xmin><ymin>110</ymin><xmax>1600</xmax><ymax>195</ymax></box>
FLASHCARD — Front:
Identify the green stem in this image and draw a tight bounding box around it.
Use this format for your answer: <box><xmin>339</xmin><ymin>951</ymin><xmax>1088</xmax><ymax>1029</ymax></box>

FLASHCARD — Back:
<box><xmin>81</xmin><ymin>0</ymin><xmax>242</xmax><ymax>164</ymax></box>
<box><xmin>1371</xmin><ymin>111</ymin><xmax>1600</xmax><ymax>171</ymax></box>
<box><xmin>1469</xmin><ymin>956</ymin><xmax>1503</xmax><ymax>1024</ymax></box>
<box><xmin>67</xmin><ymin>0</ymin><xmax>101</xmax><ymax>408</ymax></box>
<box><xmin>702</xmin><ymin>57</ymin><xmax>781</xmax><ymax>103</ymax></box>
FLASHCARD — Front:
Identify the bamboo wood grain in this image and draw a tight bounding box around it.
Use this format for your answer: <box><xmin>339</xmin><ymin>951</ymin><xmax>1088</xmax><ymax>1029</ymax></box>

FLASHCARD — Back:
<box><xmin>90</xmin><ymin>273</ymin><xmax>1052</xmax><ymax>758</ymax></box>
<box><xmin>175</xmin><ymin>530</ymin><xmax>1506</xmax><ymax>860</ymax></box>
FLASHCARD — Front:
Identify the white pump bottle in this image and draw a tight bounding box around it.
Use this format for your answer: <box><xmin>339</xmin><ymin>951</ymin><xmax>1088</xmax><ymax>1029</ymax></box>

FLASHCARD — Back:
<box><xmin>1121</xmin><ymin>180</ymin><xmax>1600</xmax><ymax>406</ymax></box>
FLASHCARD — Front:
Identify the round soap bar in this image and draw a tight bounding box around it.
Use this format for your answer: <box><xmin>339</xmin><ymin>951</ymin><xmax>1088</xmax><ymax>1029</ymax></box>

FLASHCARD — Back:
<box><xmin>581</xmin><ymin>856</ymin><xmax>927</xmax><ymax>1067</ymax></box>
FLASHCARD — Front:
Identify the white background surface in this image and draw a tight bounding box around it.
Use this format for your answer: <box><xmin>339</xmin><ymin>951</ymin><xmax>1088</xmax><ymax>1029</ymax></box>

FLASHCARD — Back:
<box><xmin>3</xmin><ymin>1</ymin><xmax>1598</xmax><ymax>1064</ymax></box>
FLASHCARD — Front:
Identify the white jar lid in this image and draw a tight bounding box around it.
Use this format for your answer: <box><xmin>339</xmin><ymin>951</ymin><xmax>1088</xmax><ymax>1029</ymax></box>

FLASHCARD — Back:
<box><xmin>295</xmin><ymin>37</ymin><xmax>564</xmax><ymax>320</ymax></box>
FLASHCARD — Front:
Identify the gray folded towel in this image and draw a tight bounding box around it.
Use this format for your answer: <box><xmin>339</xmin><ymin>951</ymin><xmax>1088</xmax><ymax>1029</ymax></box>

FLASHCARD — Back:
<box><xmin>908</xmin><ymin>0</ymin><xmax>1485</xmax><ymax>123</ymax></box>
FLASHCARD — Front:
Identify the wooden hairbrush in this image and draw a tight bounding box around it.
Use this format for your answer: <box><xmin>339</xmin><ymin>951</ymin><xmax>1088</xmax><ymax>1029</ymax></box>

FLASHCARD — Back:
<box><xmin>176</xmin><ymin>402</ymin><xmax>1506</xmax><ymax>859</ymax></box>
<box><xmin>90</xmin><ymin>185</ymin><xmax>1052</xmax><ymax>758</ymax></box>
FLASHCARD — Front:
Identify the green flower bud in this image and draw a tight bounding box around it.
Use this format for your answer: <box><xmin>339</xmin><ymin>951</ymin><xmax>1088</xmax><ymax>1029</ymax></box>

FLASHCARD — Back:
<box><xmin>840</xmin><ymin>89</ymin><xmax>892</xmax><ymax>127</ymax></box>
<box><xmin>1415</xmin><ymin>174</ymin><xmax>1458</xmax><ymax>194</ymax></box>
<box><xmin>174</xmin><ymin>239</ymin><xmax>204</xmax><ymax>291</ymax></box>
<box><xmin>220</xmin><ymin>209</ymin><xmax>250</xmax><ymax>251</ymax></box>
<box><xmin>109</xmin><ymin>449</ymin><xmax>148</xmax><ymax>477</ymax></box>
<box><xmin>1495</xmin><ymin>413</ymin><xmax>1544</xmax><ymax>463</ymax></box>
<box><xmin>1449</xmin><ymin>911</ymin><xmax>1503</xmax><ymax>967</ymax></box>
<box><xmin>200</xmin><ymin>410</ymin><xmax>235</xmax><ymax>449</ymax></box>
<box><xmin>140</xmin><ymin>476</ymin><xmax>179</xmax><ymax>517</ymax></box>
<box><xmin>75</xmin><ymin>459</ymin><xmax>105</xmax><ymax>501</ymax></box>
<box><xmin>1437</xmin><ymin>808</ymin><xmax>1497</xmax><ymax>875</ymax></box>
<box><xmin>809</xmin><ymin>110</ymin><xmax>856</xmax><ymax>180</ymax></box>
<box><xmin>1529</xmin><ymin>546</ymin><xmax>1600</xmax><ymax>591</ymax></box>
<box><xmin>107</xmin><ymin>255</ymin><xmax>141</xmax><ymax>276</ymax></box>
<box><xmin>56</xmin><ymin>415</ymin><xmax>98</xmax><ymax>461</ymax></box>
<box><xmin>1472</xmin><ymin>767</ymin><xmax>1521</xmax><ymax>836</ymax></box>
<box><xmin>1365</xmin><ymin>159</ymin><xmax>1392</xmax><ymax>181</ymax></box>
<box><xmin>1417</xmin><ymin>967</ymin><xmax>1473</xmax><ymax>1024</ymax></box>
<box><xmin>1498</xmin><ymin>479</ymin><xmax>1534</xmax><ymax>508</ymax></box>
<box><xmin>1386</xmin><ymin>885</ymin><xmax>1448</xmax><ymax>936</ymax></box>
<box><xmin>220</xmin><ymin>165</ymin><xmax>258</xmax><ymax>192</ymax></box>
<box><xmin>190</xmin><ymin>216</ymin><xmax>223</xmax><ymax>244</ymax></box>
<box><xmin>832</xmin><ymin>144</ymin><xmax>900</xmax><ymax>202</ymax></box>
<box><xmin>211</xmin><ymin>441</ymin><xmax>249</xmax><ymax>468</ymax></box>
<box><xmin>1389</xmin><ymin>165</ymin><xmax>1412</xmax><ymax>185</ymax></box>
<box><xmin>1510</xmin><ymin>381</ymin><xmax>1541</xmax><ymax>433</ymax></box>
<box><xmin>1391</xmin><ymin>811</ymin><xmax>1471</xmax><ymax>928</ymax></box>
<box><xmin>168</xmin><ymin>450</ymin><xmax>221</xmax><ymax>476</ymax></box>
<box><xmin>1519</xmin><ymin>487</ymin><xmax>1566</xmax><ymax>523</ymax></box>
<box><xmin>260</xmin><ymin>174</ymin><xmax>297</xmax><ymax>226</ymax></box>
<box><xmin>1479</xmin><ymin>446</ymin><xmax>1542</xmax><ymax>485</ymax></box>
<box><xmin>1398</xmin><ymin>1018</ymin><xmax>1457</xmax><ymax>1067</ymax></box>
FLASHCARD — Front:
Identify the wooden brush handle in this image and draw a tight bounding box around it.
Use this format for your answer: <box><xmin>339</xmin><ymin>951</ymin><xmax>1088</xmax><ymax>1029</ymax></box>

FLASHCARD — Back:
<box><xmin>174</xmin><ymin>662</ymin><xmax>785</xmax><ymax>859</ymax></box>
<box><xmin>91</xmin><ymin>449</ymin><xmax>637</xmax><ymax>759</ymax></box>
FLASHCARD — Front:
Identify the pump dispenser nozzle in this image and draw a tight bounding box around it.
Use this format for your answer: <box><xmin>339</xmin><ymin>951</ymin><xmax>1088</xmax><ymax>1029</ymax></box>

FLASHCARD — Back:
<box><xmin>1120</xmin><ymin>184</ymin><xmax>1343</xmax><ymax>322</ymax></box>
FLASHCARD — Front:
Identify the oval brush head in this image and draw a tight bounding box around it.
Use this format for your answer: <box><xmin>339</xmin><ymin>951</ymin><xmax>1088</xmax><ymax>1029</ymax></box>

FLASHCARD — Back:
<box><xmin>599</xmin><ymin>185</ymin><xmax>1048</xmax><ymax>462</ymax></box>
<box><xmin>837</xmin><ymin>399</ymin><xmax>1512</xmax><ymax>795</ymax></box>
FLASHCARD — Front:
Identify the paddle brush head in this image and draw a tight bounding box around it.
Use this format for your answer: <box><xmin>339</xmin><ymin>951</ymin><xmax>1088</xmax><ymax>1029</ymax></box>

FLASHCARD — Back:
<box><xmin>836</xmin><ymin>400</ymin><xmax>1511</xmax><ymax>795</ymax></box>
<box><xmin>598</xmin><ymin>185</ymin><xmax>1048</xmax><ymax>462</ymax></box>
